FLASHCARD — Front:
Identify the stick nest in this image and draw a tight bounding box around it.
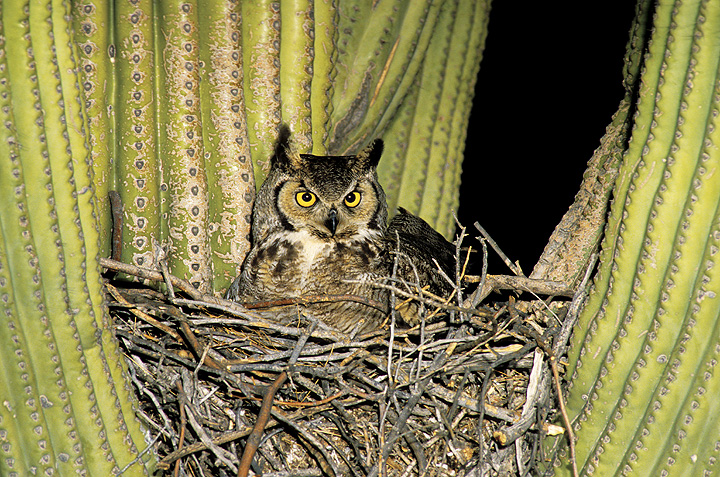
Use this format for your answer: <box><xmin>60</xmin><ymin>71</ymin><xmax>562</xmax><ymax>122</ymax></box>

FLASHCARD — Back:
<box><xmin>104</xmin><ymin>231</ymin><xmax>584</xmax><ymax>476</ymax></box>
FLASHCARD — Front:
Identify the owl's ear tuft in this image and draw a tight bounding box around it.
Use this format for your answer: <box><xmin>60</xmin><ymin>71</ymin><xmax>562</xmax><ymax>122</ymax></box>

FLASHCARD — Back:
<box><xmin>356</xmin><ymin>139</ymin><xmax>384</xmax><ymax>171</ymax></box>
<box><xmin>271</xmin><ymin>124</ymin><xmax>303</xmax><ymax>171</ymax></box>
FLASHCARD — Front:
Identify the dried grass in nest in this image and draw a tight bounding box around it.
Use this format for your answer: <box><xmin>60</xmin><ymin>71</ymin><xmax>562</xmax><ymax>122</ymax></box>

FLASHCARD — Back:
<box><xmin>102</xmin><ymin>227</ymin><xmax>589</xmax><ymax>476</ymax></box>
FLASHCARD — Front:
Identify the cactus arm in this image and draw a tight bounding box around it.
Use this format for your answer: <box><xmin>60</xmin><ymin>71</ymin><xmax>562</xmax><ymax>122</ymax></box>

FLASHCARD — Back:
<box><xmin>156</xmin><ymin>0</ymin><xmax>213</xmax><ymax>292</ymax></box>
<box><xmin>395</xmin><ymin>0</ymin><xmax>457</xmax><ymax>227</ymax></box>
<box><xmin>114</xmin><ymin>0</ymin><xmax>163</xmax><ymax>270</ymax></box>
<box><xmin>546</xmin><ymin>0</ymin><xmax>720</xmax><ymax>474</ymax></box>
<box><xmin>73</xmin><ymin>0</ymin><xmax>116</xmax><ymax>255</ymax></box>
<box><xmin>390</xmin><ymin>0</ymin><xmax>490</xmax><ymax>237</ymax></box>
<box><xmin>432</xmin><ymin>0</ymin><xmax>491</xmax><ymax>237</ymax></box>
<box><xmin>563</xmin><ymin>0</ymin><xmax>654</xmax><ymax>381</ymax></box>
<box><xmin>330</xmin><ymin>0</ymin><xmax>404</xmax><ymax>152</ymax></box>
<box><xmin>330</xmin><ymin>1</ymin><xmax>442</xmax><ymax>155</ymax></box>
<box><xmin>326</xmin><ymin>0</ymin><xmax>492</xmax><ymax>237</ymax></box>
<box><xmin>52</xmin><ymin>0</ymin><xmax>152</xmax><ymax>471</ymax></box>
<box><xmin>0</xmin><ymin>0</ymin><xmax>153</xmax><ymax>473</ymax></box>
<box><xmin>309</xmin><ymin>0</ymin><xmax>337</xmax><ymax>154</ymax></box>
<box><xmin>0</xmin><ymin>148</ymin><xmax>70</xmax><ymax>473</ymax></box>
<box><xmin>241</xmin><ymin>0</ymin><xmax>281</xmax><ymax>185</ymax></box>
<box><xmin>379</xmin><ymin>75</ymin><xmax>421</xmax><ymax>213</ymax></box>
<box><xmin>198</xmin><ymin>1</ymin><xmax>255</xmax><ymax>291</ymax></box>
<box><xmin>279</xmin><ymin>0</ymin><xmax>314</xmax><ymax>151</ymax></box>
<box><xmin>529</xmin><ymin>0</ymin><xmax>651</xmax><ymax>287</ymax></box>
<box><xmin>0</xmin><ymin>11</ymin><xmax>72</xmax><ymax>468</ymax></box>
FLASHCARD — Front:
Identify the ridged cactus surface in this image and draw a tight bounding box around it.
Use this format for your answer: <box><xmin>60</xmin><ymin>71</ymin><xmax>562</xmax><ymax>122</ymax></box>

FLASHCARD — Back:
<box><xmin>0</xmin><ymin>0</ymin><xmax>154</xmax><ymax>474</ymax></box>
<box><xmin>75</xmin><ymin>0</ymin><xmax>256</xmax><ymax>293</ymax></box>
<box><xmin>546</xmin><ymin>0</ymin><xmax>720</xmax><ymax>474</ymax></box>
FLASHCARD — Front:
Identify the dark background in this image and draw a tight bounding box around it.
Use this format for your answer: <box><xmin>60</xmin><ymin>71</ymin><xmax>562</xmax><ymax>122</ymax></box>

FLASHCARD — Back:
<box><xmin>457</xmin><ymin>2</ymin><xmax>638</xmax><ymax>275</ymax></box>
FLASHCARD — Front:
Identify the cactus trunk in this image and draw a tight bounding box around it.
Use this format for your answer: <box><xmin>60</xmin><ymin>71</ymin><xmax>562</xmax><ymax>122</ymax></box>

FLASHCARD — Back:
<box><xmin>0</xmin><ymin>0</ymin><xmax>154</xmax><ymax>473</ymax></box>
<box><xmin>546</xmin><ymin>0</ymin><xmax>720</xmax><ymax>474</ymax></box>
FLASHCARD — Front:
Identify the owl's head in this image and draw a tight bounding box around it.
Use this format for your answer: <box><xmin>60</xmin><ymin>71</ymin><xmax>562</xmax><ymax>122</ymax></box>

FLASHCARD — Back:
<box><xmin>252</xmin><ymin>133</ymin><xmax>388</xmax><ymax>243</ymax></box>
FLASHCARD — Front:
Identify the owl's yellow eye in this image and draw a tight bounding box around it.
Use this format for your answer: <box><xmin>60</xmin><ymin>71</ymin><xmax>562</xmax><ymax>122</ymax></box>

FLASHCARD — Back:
<box><xmin>344</xmin><ymin>191</ymin><xmax>361</xmax><ymax>208</ymax></box>
<box><xmin>295</xmin><ymin>191</ymin><xmax>316</xmax><ymax>207</ymax></box>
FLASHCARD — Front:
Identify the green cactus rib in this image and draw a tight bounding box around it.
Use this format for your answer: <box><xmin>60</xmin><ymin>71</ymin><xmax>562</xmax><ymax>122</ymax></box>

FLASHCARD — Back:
<box><xmin>564</xmin><ymin>0</ymin><xmax>656</xmax><ymax>383</ymax></box>
<box><xmin>363</xmin><ymin>0</ymin><xmax>490</xmax><ymax>238</ymax></box>
<box><xmin>364</xmin><ymin>1</ymin><xmax>443</xmax><ymax>146</ymax></box>
<box><xmin>547</xmin><ymin>0</ymin><xmax>720</xmax><ymax>475</ymax></box>
<box><xmin>0</xmin><ymin>23</ymin><xmax>73</xmax><ymax>473</ymax></box>
<box><xmin>0</xmin><ymin>165</ymin><xmax>67</xmax><ymax>472</ymax></box>
<box><xmin>3</xmin><ymin>3</ymin><xmax>98</xmax><ymax>473</ymax></box>
<box><xmin>380</xmin><ymin>74</ymin><xmax>422</xmax><ymax>214</ymax></box>
<box><xmin>331</xmin><ymin>0</ymin><xmax>401</xmax><ymax>150</ymax></box>
<box><xmin>433</xmin><ymin>0</ymin><xmax>490</xmax><ymax>237</ymax></box>
<box><xmin>330</xmin><ymin>1</ymin><xmax>441</xmax><ymax>155</ymax></box>
<box><xmin>115</xmin><ymin>0</ymin><xmax>163</xmax><ymax>271</ymax></box>
<box><xmin>279</xmin><ymin>0</ymin><xmax>314</xmax><ymax>151</ymax></box>
<box><xmin>242</xmin><ymin>0</ymin><xmax>281</xmax><ymax>185</ymax></box>
<box><xmin>328</xmin><ymin>0</ymin><xmax>490</xmax><ymax>237</ymax></box>
<box><xmin>565</xmin><ymin>0</ymin><xmax>684</xmax><ymax>396</ymax></box>
<box><xmin>0</xmin><ymin>0</ymin><xmax>152</xmax><ymax>473</ymax></box>
<box><xmin>50</xmin><ymin>0</ymin><xmax>152</xmax><ymax>472</ymax></box>
<box><xmin>156</xmin><ymin>0</ymin><xmax>213</xmax><ymax>293</ymax></box>
<box><xmin>309</xmin><ymin>0</ymin><xmax>337</xmax><ymax>154</ymax></box>
<box><xmin>392</xmin><ymin>2</ymin><xmax>453</xmax><ymax>229</ymax></box>
<box><xmin>347</xmin><ymin>1</ymin><xmax>442</xmax><ymax>153</ymax></box>
<box><xmin>198</xmin><ymin>1</ymin><xmax>255</xmax><ymax>291</ymax></box>
<box><xmin>73</xmin><ymin>0</ymin><xmax>116</xmax><ymax>257</ymax></box>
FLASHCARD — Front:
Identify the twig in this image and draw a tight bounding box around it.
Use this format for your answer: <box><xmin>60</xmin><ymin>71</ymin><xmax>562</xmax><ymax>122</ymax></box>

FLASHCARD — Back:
<box><xmin>551</xmin><ymin>356</ymin><xmax>579</xmax><ymax>477</ymax></box>
<box><xmin>99</xmin><ymin>257</ymin><xmax>208</xmax><ymax>301</ymax></box>
<box><xmin>244</xmin><ymin>293</ymin><xmax>388</xmax><ymax>314</ymax></box>
<box><xmin>178</xmin><ymin>377</ymin><xmax>239</xmax><ymax>472</ymax></box>
<box><xmin>465</xmin><ymin>274</ymin><xmax>574</xmax><ymax>304</ymax></box>
<box><xmin>174</xmin><ymin>380</ymin><xmax>187</xmax><ymax>477</ymax></box>
<box><xmin>363</xmin><ymin>280</ymin><xmax>494</xmax><ymax>320</ymax></box>
<box><xmin>369</xmin><ymin>349</ymin><xmax>452</xmax><ymax>477</ymax></box>
<box><xmin>271</xmin><ymin>407</ymin><xmax>340</xmax><ymax>476</ymax></box>
<box><xmin>163</xmin><ymin>305</ymin><xmax>225</xmax><ymax>371</ymax></box>
<box><xmin>237</xmin><ymin>324</ymin><xmax>314</xmax><ymax>477</ymax></box>
<box><xmin>118</xmin><ymin>431</ymin><xmax>161</xmax><ymax>475</ymax></box>
<box><xmin>158</xmin><ymin>248</ymin><xmax>175</xmax><ymax>300</ymax></box>
<box><xmin>452</xmin><ymin>218</ymin><xmax>467</xmax><ymax>311</ymax></box>
<box><xmin>552</xmin><ymin>253</ymin><xmax>597</xmax><ymax>357</ymax></box>
<box><xmin>518</xmin><ymin>322</ymin><xmax>579</xmax><ymax>477</ymax></box>
<box><xmin>493</xmin><ymin>350</ymin><xmax>549</xmax><ymax>447</ymax></box>
<box><xmin>474</xmin><ymin>221</ymin><xmax>525</xmax><ymax>276</ymax></box>
<box><xmin>157</xmin><ymin>424</ymin><xmax>268</xmax><ymax>470</ymax></box>
<box><xmin>105</xmin><ymin>282</ymin><xmax>182</xmax><ymax>341</ymax></box>
<box><xmin>237</xmin><ymin>371</ymin><xmax>288</xmax><ymax>477</ymax></box>
<box><xmin>468</xmin><ymin>237</ymin><xmax>489</xmax><ymax>309</ymax></box>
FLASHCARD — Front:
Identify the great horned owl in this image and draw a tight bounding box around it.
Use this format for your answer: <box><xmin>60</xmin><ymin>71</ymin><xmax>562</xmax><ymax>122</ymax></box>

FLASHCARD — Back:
<box><xmin>226</xmin><ymin>131</ymin><xmax>455</xmax><ymax>333</ymax></box>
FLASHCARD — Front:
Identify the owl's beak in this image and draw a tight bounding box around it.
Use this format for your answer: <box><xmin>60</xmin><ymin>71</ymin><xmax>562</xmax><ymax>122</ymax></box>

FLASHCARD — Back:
<box><xmin>325</xmin><ymin>208</ymin><xmax>338</xmax><ymax>236</ymax></box>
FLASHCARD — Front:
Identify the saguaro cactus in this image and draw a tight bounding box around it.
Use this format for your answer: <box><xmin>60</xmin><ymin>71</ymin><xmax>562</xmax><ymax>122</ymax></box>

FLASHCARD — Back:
<box><xmin>545</xmin><ymin>0</ymin><xmax>720</xmax><ymax>474</ymax></box>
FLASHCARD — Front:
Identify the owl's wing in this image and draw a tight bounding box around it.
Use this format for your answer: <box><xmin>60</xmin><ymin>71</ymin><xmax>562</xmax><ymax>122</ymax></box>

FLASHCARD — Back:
<box><xmin>385</xmin><ymin>207</ymin><xmax>456</xmax><ymax>298</ymax></box>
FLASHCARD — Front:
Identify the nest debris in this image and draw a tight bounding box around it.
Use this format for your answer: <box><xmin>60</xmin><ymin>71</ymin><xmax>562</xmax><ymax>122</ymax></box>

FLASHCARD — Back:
<box><xmin>103</xmin><ymin>226</ymin><xmax>589</xmax><ymax>476</ymax></box>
